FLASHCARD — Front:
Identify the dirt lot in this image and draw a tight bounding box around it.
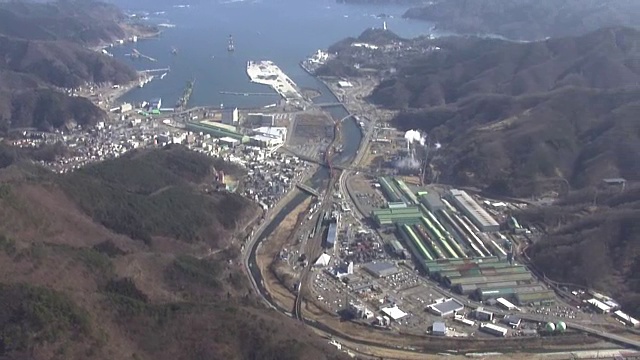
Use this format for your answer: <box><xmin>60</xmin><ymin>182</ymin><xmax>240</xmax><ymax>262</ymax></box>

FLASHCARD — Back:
<box><xmin>257</xmin><ymin>196</ymin><xmax>313</xmax><ymax>310</ymax></box>
<box><xmin>292</xmin><ymin>113</ymin><xmax>333</xmax><ymax>143</ymax></box>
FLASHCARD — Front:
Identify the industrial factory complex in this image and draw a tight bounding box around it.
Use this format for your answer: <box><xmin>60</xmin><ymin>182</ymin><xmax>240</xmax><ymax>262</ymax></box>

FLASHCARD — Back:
<box><xmin>182</xmin><ymin>108</ymin><xmax>288</xmax><ymax>150</ymax></box>
<box><xmin>369</xmin><ymin>176</ymin><xmax>556</xmax><ymax>307</ymax></box>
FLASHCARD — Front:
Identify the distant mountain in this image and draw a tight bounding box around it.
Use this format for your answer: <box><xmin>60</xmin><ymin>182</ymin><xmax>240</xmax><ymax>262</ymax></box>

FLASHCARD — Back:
<box><xmin>0</xmin><ymin>35</ymin><xmax>136</xmax><ymax>88</ymax></box>
<box><xmin>370</xmin><ymin>27</ymin><xmax>640</xmax><ymax>109</ymax></box>
<box><xmin>0</xmin><ymin>0</ymin><xmax>155</xmax><ymax>46</ymax></box>
<box><xmin>0</xmin><ymin>0</ymin><xmax>143</xmax><ymax>133</ymax></box>
<box><xmin>0</xmin><ymin>89</ymin><xmax>107</xmax><ymax>132</ymax></box>
<box><xmin>403</xmin><ymin>0</ymin><xmax>640</xmax><ymax>41</ymax></box>
<box><xmin>337</xmin><ymin>0</ymin><xmax>424</xmax><ymax>4</ymax></box>
<box><xmin>364</xmin><ymin>27</ymin><xmax>640</xmax><ymax>195</ymax></box>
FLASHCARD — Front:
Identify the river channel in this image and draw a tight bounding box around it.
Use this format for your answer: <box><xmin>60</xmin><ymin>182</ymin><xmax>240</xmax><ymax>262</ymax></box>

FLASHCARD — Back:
<box><xmin>247</xmin><ymin>96</ymin><xmax>360</xmax><ymax>314</ymax></box>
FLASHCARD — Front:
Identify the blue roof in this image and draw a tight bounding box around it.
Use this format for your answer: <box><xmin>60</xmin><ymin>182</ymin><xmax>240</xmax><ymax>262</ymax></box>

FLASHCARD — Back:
<box><xmin>325</xmin><ymin>222</ymin><xmax>337</xmax><ymax>246</ymax></box>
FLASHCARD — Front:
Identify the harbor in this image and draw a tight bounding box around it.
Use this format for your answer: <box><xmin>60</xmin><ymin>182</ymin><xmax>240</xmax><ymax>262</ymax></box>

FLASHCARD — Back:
<box><xmin>246</xmin><ymin>60</ymin><xmax>304</xmax><ymax>104</ymax></box>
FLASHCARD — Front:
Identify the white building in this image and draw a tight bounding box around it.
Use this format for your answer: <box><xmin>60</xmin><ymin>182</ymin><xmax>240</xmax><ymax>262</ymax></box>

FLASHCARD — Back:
<box><xmin>219</xmin><ymin>136</ymin><xmax>240</xmax><ymax>148</ymax></box>
<box><xmin>314</xmin><ymin>253</ymin><xmax>331</xmax><ymax>267</ymax></box>
<box><xmin>587</xmin><ymin>298</ymin><xmax>612</xmax><ymax>314</ymax></box>
<box><xmin>496</xmin><ymin>297</ymin><xmax>519</xmax><ymax>311</ymax></box>
<box><xmin>427</xmin><ymin>298</ymin><xmax>465</xmax><ymax>318</ymax></box>
<box><xmin>381</xmin><ymin>305</ymin><xmax>407</xmax><ymax>321</ymax></box>
<box><xmin>119</xmin><ymin>103</ymin><xmax>133</xmax><ymax>113</ymax></box>
<box><xmin>253</xmin><ymin>126</ymin><xmax>287</xmax><ymax>142</ymax></box>
<box><xmin>480</xmin><ymin>323</ymin><xmax>508</xmax><ymax>337</ymax></box>
<box><xmin>613</xmin><ymin>310</ymin><xmax>640</xmax><ymax>327</ymax></box>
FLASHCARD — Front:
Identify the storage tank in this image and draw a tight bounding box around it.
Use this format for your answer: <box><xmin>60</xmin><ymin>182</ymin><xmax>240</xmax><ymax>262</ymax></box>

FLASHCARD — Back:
<box><xmin>556</xmin><ymin>321</ymin><xmax>567</xmax><ymax>332</ymax></box>
<box><xmin>545</xmin><ymin>322</ymin><xmax>556</xmax><ymax>332</ymax></box>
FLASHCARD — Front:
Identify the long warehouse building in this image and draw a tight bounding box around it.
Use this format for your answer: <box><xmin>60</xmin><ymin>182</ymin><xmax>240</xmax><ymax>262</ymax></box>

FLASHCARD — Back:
<box><xmin>447</xmin><ymin>189</ymin><xmax>500</xmax><ymax>232</ymax></box>
<box><xmin>324</xmin><ymin>218</ymin><xmax>338</xmax><ymax>248</ymax></box>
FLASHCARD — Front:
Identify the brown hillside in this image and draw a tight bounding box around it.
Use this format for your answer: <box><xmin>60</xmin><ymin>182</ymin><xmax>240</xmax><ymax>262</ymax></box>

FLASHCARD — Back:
<box><xmin>519</xmin><ymin>186</ymin><xmax>640</xmax><ymax>317</ymax></box>
<box><xmin>396</xmin><ymin>87</ymin><xmax>640</xmax><ymax>196</ymax></box>
<box><xmin>0</xmin><ymin>147</ymin><xmax>345</xmax><ymax>360</ymax></box>
<box><xmin>403</xmin><ymin>0</ymin><xmax>640</xmax><ymax>41</ymax></box>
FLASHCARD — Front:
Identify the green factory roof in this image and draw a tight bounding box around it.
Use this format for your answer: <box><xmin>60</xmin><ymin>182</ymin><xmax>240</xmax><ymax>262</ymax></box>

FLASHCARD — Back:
<box><xmin>446</xmin><ymin>272</ymin><xmax>533</xmax><ymax>287</ymax></box>
<box><xmin>186</xmin><ymin>122</ymin><xmax>248</xmax><ymax>142</ymax></box>
<box><xmin>514</xmin><ymin>291</ymin><xmax>556</xmax><ymax>305</ymax></box>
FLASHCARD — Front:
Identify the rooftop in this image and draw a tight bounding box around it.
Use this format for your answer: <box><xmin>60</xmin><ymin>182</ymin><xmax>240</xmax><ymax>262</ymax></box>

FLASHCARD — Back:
<box><xmin>363</xmin><ymin>262</ymin><xmax>400</xmax><ymax>277</ymax></box>
<box><xmin>326</xmin><ymin>222</ymin><xmax>338</xmax><ymax>246</ymax></box>
<box><xmin>449</xmin><ymin>189</ymin><xmax>499</xmax><ymax>228</ymax></box>
<box><xmin>432</xmin><ymin>321</ymin><xmax>446</xmax><ymax>333</ymax></box>
<box><xmin>428</xmin><ymin>298</ymin><xmax>464</xmax><ymax>315</ymax></box>
<box><xmin>381</xmin><ymin>305</ymin><xmax>407</xmax><ymax>320</ymax></box>
<box><xmin>219</xmin><ymin>136</ymin><xmax>239</xmax><ymax>144</ymax></box>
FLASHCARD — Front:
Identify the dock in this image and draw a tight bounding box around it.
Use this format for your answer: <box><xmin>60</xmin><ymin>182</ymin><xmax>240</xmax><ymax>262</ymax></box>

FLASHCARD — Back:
<box><xmin>219</xmin><ymin>91</ymin><xmax>279</xmax><ymax>97</ymax></box>
<box><xmin>140</xmin><ymin>67</ymin><xmax>171</xmax><ymax>74</ymax></box>
<box><xmin>246</xmin><ymin>60</ymin><xmax>304</xmax><ymax>101</ymax></box>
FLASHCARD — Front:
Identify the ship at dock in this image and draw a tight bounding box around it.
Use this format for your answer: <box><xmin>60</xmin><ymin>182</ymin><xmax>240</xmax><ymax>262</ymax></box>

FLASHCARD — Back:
<box><xmin>227</xmin><ymin>35</ymin><xmax>235</xmax><ymax>52</ymax></box>
<box><xmin>175</xmin><ymin>78</ymin><xmax>195</xmax><ymax>109</ymax></box>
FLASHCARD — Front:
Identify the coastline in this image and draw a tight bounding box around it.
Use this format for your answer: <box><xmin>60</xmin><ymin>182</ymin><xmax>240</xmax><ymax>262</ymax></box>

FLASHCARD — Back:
<box><xmin>90</xmin><ymin>24</ymin><xmax>163</xmax><ymax>52</ymax></box>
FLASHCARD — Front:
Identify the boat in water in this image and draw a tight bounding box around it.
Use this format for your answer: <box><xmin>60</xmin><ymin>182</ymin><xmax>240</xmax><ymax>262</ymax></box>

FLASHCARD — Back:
<box><xmin>160</xmin><ymin>72</ymin><xmax>168</xmax><ymax>80</ymax></box>
<box><xmin>227</xmin><ymin>35</ymin><xmax>235</xmax><ymax>52</ymax></box>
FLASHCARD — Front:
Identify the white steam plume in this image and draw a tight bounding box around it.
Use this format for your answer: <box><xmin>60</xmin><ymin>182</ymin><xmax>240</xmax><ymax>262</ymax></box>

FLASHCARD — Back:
<box><xmin>404</xmin><ymin>130</ymin><xmax>422</xmax><ymax>144</ymax></box>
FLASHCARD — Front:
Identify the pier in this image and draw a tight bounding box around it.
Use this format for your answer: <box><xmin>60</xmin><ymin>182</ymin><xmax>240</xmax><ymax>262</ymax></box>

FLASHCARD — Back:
<box><xmin>127</xmin><ymin>49</ymin><xmax>157</xmax><ymax>62</ymax></box>
<box><xmin>140</xmin><ymin>67</ymin><xmax>171</xmax><ymax>74</ymax></box>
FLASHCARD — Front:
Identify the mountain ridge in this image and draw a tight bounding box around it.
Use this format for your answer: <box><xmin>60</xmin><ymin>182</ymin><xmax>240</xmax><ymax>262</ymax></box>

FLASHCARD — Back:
<box><xmin>403</xmin><ymin>0</ymin><xmax>640</xmax><ymax>41</ymax></box>
<box><xmin>0</xmin><ymin>0</ymin><xmax>143</xmax><ymax>134</ymax></box>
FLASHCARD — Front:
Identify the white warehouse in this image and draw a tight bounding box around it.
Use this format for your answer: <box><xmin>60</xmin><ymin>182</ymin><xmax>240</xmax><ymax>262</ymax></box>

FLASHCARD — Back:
<box><xmin>448</xmin><ymin>189</ymin><xmax>500</xmax><ymax>232</ymax></box>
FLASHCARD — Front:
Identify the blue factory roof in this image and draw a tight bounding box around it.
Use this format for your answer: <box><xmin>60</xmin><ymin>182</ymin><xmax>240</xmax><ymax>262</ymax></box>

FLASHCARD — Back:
<box><xmin>325</xmin><ymin>222</ymin><xmax>337</xmax><ymax>247</ymax></box>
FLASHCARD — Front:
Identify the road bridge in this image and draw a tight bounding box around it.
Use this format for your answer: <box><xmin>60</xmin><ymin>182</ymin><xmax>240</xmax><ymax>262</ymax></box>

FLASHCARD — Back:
<box><xmin>295</xmin><ymin>183</ymin><xmax>320</xmax><ymax>197</ymax></box>
<box><xmin>314</xmin><ymin>102</ymin><xmax>343</xmax><ymax>108</ymax></box>
<box><xmin>220</xmin><ymin>91</ymin><xmax>279</xmax><ymax>97</ymax></box>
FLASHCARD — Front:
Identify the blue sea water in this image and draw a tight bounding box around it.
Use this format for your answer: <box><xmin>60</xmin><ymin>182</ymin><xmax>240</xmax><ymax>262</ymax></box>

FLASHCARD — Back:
<box><xmin>108</xmin><ymin>0</ymin><xmax>434</xmax><ymax>108</ymax></box>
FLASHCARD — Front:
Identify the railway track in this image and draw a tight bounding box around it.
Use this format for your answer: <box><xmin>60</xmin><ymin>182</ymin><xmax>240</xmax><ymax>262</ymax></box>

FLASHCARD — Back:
<box><xmin>293</xmin><ymin>117</ymin><xmax>341</xmax><ymax>322</ymax></box>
